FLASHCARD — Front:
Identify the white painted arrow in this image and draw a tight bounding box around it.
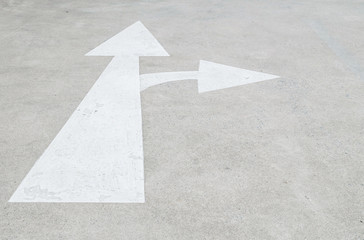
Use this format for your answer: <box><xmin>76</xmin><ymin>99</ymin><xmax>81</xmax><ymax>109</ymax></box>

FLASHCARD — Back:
<box><xmin>10</xmin><ymin>21</ymin><xmax>280</xmax><ymax>203</ymax></box>
<box><xmin>197</xmin><ymin>60</ymin><xmax>279</xmax><ymax>93</ymax></box>
<box><xmin>10</xmin><ymin>21</ymin><xmax>168</xmax><ymax>203</ymax></box>
<box><xmin>140</xmin><ymin>60</ymin><xmax>279</xmax><ymax>92</ymax></box>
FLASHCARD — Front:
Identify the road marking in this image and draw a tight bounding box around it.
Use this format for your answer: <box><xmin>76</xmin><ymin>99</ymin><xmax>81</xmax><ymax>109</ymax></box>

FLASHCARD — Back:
<box><xmin>140</xmin><ymin>71</ymin><xmax>198</xmax><ymax>91</ymax></box>
<box><xmin>140</xmin><ymin>61</ymin><xmax>279</xmax><ymax>92</ymax></box>
<box><xmin>10</xmin><ymin>21</ymin><xmax>168</xmax><ymax>203</ymax></box>
<box><xmin>10</xmin><ymin>21</ymin><xmax>280</xmax><ymax>203</ymax></box>
<box><xmin>86</xmin><ymin>21</ymin><xmax>169</xmax><ymax>57</ymax></box>
<box><xmin>198</xmin><ymin>61</ymin><xmax>279</xmax><ymax>93</ymax></box>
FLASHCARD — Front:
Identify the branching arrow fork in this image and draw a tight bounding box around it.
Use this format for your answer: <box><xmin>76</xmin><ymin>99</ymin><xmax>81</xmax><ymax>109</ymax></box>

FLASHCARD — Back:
<box><xmin>10</xmin><ymin>21</ymin><xmax>279</xmax><ymax>203</ymax></box>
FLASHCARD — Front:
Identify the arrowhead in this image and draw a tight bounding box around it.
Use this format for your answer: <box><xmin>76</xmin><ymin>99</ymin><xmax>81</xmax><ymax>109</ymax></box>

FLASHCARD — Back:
<box><xmin>86</xmin><ymin>21</ymin><xmax>169</xmax><ymax>57</ymax></box>
<box><xmin>198</xmin><ymin>60</ymin><xmax>279</xmax><ymax>93</ymax></box>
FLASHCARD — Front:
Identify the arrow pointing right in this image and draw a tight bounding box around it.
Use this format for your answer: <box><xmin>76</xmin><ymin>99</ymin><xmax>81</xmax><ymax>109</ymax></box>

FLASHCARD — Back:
<box><xmin>140</xmin><ymin>60</ymin><xmax>280</xmax><ymax>93</ymax></box>
<box><xmin>198</xmin><ymin>60</ymin><xmax>279</xmax><ymax>93</ymax></box>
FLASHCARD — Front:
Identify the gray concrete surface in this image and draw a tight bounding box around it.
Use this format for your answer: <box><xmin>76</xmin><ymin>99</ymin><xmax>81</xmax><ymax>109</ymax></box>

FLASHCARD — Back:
<box><xmin>1</xmin><ymin>0</ymin><xmax>363</xmax><ymax>239</ymax></box>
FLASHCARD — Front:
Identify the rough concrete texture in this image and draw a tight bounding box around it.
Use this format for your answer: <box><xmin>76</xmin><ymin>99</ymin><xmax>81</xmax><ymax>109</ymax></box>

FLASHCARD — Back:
<box><xmin>1</xmin><ymin>0</ymin><xmax>363</xmax><ymax>239</ymax></box>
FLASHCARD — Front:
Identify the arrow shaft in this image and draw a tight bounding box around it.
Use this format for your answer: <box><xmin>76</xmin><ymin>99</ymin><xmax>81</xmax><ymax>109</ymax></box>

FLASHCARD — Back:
<box><xmin>140</xmin><ymin>71</ymin><xmax>198</xmax><ymax>91</ymax></box>
<box><xmin>10</xmin><ymin>56</ymin><xmax>145</xmax><ymax>202</ymax></box>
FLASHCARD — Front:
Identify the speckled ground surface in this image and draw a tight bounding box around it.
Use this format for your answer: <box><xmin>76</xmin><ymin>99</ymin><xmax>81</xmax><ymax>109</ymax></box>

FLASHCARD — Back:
<box><xmin>1</xmin><ymin>0</ymin><xmax>363</xmax><ymax>239</ymax></box>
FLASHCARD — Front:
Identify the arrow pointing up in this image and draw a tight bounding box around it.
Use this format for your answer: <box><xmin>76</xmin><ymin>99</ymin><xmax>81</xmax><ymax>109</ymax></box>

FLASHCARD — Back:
<box><xmin>86</xmin><ymin>21</ymin><xmax>169</xmax><ymax>57</ymax></box>
<box><xmin>10</xmin><ymin>22</ymin><xmax>168</xmax><ymax>203</ymax></box>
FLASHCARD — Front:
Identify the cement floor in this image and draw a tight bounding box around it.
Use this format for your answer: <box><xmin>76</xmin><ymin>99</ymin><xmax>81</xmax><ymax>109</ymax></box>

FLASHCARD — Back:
<box><xmin>1</xmin><ymin>0</ymin><xmax>363</xmax><ymax>239</ymax></box>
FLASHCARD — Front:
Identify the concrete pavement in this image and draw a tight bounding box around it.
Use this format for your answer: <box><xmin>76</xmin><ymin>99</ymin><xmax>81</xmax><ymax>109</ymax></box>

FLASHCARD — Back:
<box><xmin>1</xmin><ymin>0</ymin><xmax>363</xmax><ymax>239</ymax></box>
